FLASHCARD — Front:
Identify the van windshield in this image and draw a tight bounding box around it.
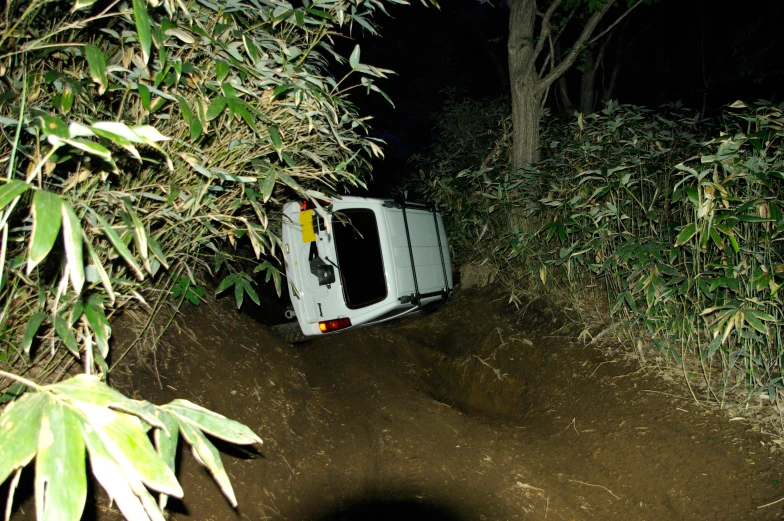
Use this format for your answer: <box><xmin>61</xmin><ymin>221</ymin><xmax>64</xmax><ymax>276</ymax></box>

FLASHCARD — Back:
<box><xmin>333</xmin><ymin>209</ymin><xmax>387</xmax><ymax>309</ymax></box>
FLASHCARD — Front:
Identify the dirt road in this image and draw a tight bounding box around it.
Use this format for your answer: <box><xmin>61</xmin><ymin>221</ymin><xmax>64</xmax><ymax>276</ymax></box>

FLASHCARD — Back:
<box><xmin>99</xmin><ymin>289</ymin><xmax>784</xmax><ymax>520</ymax></box>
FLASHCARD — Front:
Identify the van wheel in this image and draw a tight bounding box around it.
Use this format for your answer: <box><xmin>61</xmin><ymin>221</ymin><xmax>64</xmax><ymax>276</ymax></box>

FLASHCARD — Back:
<box><xmin>271</xmin><ymin>322</ymin><xmax>309</xmax><ymax>344</ymax></box>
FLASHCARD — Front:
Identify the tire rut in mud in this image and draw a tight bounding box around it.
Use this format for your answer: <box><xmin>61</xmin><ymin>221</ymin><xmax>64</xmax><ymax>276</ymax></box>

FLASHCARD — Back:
<box><xmin>295</xmin><ymin>298</ymin><xmax>565</xmax><ymax>520</ymax></box>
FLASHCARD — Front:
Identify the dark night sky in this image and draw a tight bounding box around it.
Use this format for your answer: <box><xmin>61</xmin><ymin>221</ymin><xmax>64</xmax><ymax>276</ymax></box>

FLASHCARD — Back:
<box><xmin>340</xmin><ymin>0</ymin><xmax>784</xmax><ymax>185</ymax></box>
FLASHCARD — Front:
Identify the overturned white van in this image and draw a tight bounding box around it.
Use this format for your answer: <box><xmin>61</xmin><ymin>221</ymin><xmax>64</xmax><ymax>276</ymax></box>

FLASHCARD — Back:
<box><xmin>279</xmin><ymin>196</ymin><xmax>453</xmax><ymax>338</ymax></box>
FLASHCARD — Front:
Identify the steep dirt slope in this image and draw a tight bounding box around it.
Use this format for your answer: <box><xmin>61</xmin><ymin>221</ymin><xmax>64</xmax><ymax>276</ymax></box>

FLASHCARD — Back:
<box><xmin>8</xmin><ymin>289</ymin><xmax>781</xmax><ymax>521</ymax></box>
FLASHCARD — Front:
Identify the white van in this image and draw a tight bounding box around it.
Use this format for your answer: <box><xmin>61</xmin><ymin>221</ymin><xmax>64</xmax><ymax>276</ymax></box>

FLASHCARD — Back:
<box><xmin>279</xmin><ymin>196</ymin><xmax>453</xmax><ymax>338</ymax></box>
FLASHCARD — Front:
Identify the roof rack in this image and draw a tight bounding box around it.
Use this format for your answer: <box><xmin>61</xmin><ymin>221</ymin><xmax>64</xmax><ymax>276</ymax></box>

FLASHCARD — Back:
<box><xmin>384</xmin><ymin>198</ymin><xmax>452</xmax><ymax>306</ymax></box>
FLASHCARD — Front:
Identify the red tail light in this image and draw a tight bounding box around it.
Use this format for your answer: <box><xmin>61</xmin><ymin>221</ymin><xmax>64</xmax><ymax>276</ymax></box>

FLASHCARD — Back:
<box><xmin>318</xmin><ymin>317</ymin><xmax>352</xmax><ymax>333</ymax></box>
<box><xmin>300</xmin><ymin>198</ymin><xmax>329</xmax><ymax>211</ymax></box>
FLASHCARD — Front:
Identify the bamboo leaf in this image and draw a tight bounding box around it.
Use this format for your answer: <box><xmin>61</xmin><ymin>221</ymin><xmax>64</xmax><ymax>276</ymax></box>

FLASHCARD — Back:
<box><xmin>22</xmin><ymin>313</ymin><xmax>47</xmax><ymax>355</ymax></box>
<box><xmin>133</xmin><ymin>0</ymin><xmax>152</xmax><ymax>65</ymax></box>
<box><xmin>63</xmin><ymin>138</ymin><xmax>113</xmax><ymax>163</ymax></box>
<box><xmin>215</xmin><ymin>60</ymin><xmax>229</xmax><ymax>83</ymax></box>
<box><xmin>79</xmin><ymin>402</ymin><xmax>182</xmax><ymax>498</ymax></box>
<box><xmin>164</xmin><ymin>27</ymin><xmax>195</xmax><ymax>44</ymax></box>
<box><xmin>0</xmin><ymin>392</ymin><xmax>45</xmax><ymax>485</ymax></box>
<box><xmin>61</xmin><ymin>202</ymin><xmax>85</xmax><ymax>294</ymax></box>
<box><xmin>234</xmin><ymin>278</ymin><xmax>243</xmax><ymax>308</ymax></box>
<box><xmin>124</xmin><ymin>205</ymin><xmax>148</xmax><ymax>261</ymax></box>
<box><xmin>71</xmin><ymin>0</ymin><xmax>99</xmax><ymax>11</ymax></box>
<box><xmin>90</xmin><ymin>209</ymin><xmax>145</xmax><ymax>280</ymax></box>
<box><xmin>0</xmin><ymin>382</ymin><xmax>26</xmax><ymax>405</ymax></box>
<box><xmin>259</xmin><ymin>168</ymin><xmax>276</xmax><ymax>203</ymax></box>
<box><xmin>53</xmin><ymin>315</ymin><xmax>79</xmax><ymax>357</ymax></box>
<box><xmin>175</xmin><ymin>95</ymin><xmax>193</xmax><ymax>125</ymax></box>
<box><xmin>743</xmin><ymin>311</ymin><xmax>767</xmax><ymax>335</ymax></box>
<box><xmin>152</xmin><ymin>409</ymin><xmax>179</xmax><ymax>510</ymax></box>
<box><xmin>35</xmin><ymin>397</ymin><xmax>86</xmax><ymax>521</ymax></box>
<box><xmin>721</xmin><ymin>312</ymin><xmax>739</xmax><ymax>344</ymax></box>
<box><xmin>83</xmin><ymin>301</ymin><xmax>111</xmax><ymax>358</ymax></box>
<box><xmin>91</xmin><ymin>121</ymin><xmax>144</xmax><ymax>144</ymax></box>
<box><xmin>61</xmin><ymin>84</ymin><xmax>74</xmax><ymax>113</ymax></box>
<box><xmin>84</xmin><ymin>234</ymin><xmax>115</xmax><ymax>304</ymax></box>
<box><xmin>0</xmin><ymin>180</ymin><xmax>30</xmax><ymax>210</ymax></box>
<box><xmin>139</xmin><ymin>83</ymin><xmax>152</xmax><ymax>111</ymax></box>
<box><xmin>349</xmin><ymin>44</ymin><xmax>360</xmax><ymax>69</ymax></box>
<box><xmin>5</xmin><ymin>468</ymin><xmax>22</xmax><ymax>521</ymax></box>
<box><xmin>81</xmin><ymin>413</ymin><xmax>169</xmax><ymax>521</ymax></box>
<box><xmin>229</xmin><ymin>99</ymin><xmax>258</xmax><ymax>134</ymax></box>
<box><xmin>269</xmin><ymin>125</ymin><xmax>282</xmax><ymax>150</ymax></box>
<box><xmin>241</xmin><ymin>278</ymin><xmax>260</xmax><ymax>305</ymax></box>
<box><xmin>242</xmin><ymin>35</ymin><xmax>260</xmax><ymax>62</ymax></box>
<box><xmin>215</xmin><ymin>273</ymin><xmax>236</xmax><ymax>294</ymax></box>
<box><xmin>164</xmin><ymin>399</ymin><xmax>261</xmax><ymax>445</ymax></box>
<box><xmin>82</xmin><ymin>427</ymin><xmax>149</xmax><ymax>520</ymax></box>
<box><xmin>131</xmin><ymin>125</ymin><xmax>169</xmax><ymax>142</ymax></box>
<box><xmin>28</xmin><ymin>190</ymin><xmax>62</xmax><ymax>273</ymax></box>
<box><xmin>272</xmin><ymin>268</ymin><xmax>281</xmax><ymax>296</ymax></box>
<box><xmin>176</xmin><ymin>418</ymin><xmax>238</xmax><ymax>507</ymax></box>
<box><xmin>84</xmin><ymin>44</ymin><xmax>109</xmax><ymax>95</ymax></box>
<box><xmin>51</xmin><ymin>374</ymin><xmax>131</xmax><ymax>407</ymax></box>
<box><xmin>746</xmin><ymin>309</ymin><xmax>776</xmax><ymax>322</ymax></box>
<box><xmin>737</xmin><ymin>214</ymin><xmax>772</xmax><ymax>223</ymax></box>
<box><xmin>38</xmin><ymin>115</ymin><xmax>69</xmax><ymax>139</ymax></box>
<box><xmin>190</xmin><ymin>118</ymin><xmax>203</xmax><ymax>140</ymax></box>
<box><xmin>674</xmin><ymin>223</ymin><xmax>697</xmax><ymax>247</ymax></box>
<box><xmin>275</xmin><ymin>170</ymin><xmax>301</xmax><ymax>192</ymax></box>
<box><xmin>206</xmin><ymin>96</ymin><xmax>227</xmax><ymax>121</ymax></box>
<box><xmin>147</xmin><ymin>235</ymin><xmax>169</xmax><ymax>269</ymax></box>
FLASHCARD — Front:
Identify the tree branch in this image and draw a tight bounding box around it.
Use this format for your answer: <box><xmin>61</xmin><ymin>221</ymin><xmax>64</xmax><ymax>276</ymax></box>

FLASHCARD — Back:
<box><xmin>537</xmin><ymin>0</ymin><xmax>616</xmax><ymax>95</ymax></box>
<box><xmin>588</xmin><ymin>0</ymin><xmax>643</xmax><ymax>45</ymax></box>
<box><xmin>532</xmin><ymin>0</ymin><xmax>564</xmax><ymax>61</ymax></box>
<box><xmin>591</xmin><ymin>28</ymin><xmax>614</xmax><ymax>76</ymax></box>
<box><xmin>538</xmin><ymin>32</ymin><xmax>557</xmax><ymax>79</ymax></box>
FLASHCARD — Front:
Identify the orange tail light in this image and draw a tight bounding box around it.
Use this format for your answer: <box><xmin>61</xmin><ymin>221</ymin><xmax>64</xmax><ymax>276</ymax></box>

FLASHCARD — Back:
<box><xmin>318</xmin><ymin>317</ymin><xmax>352</xmax><ymax>333</ymax></box>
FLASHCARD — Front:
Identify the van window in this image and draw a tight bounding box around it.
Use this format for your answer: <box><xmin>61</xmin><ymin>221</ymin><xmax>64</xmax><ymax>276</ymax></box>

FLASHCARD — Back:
<box><xmin>333</xmin><ymin>209</ymin><xmax>387</xmax><ymax>309</ymax></box>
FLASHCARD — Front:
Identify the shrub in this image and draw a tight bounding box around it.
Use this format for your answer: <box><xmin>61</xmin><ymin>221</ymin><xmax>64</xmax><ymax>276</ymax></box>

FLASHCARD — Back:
<box><xmin>410</xmin><ymin>96</ymin><xmax>784</xmax><ymax>413</ymax></box>
<box><xmin>0</xmin><ymin>0</ymin><xmax>409</xmax><ymax>517</ymax></box>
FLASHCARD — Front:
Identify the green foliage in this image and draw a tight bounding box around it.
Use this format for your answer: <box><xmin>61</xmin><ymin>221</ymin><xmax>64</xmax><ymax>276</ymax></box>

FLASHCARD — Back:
<box><xmin>0</xmin><ymin>374</ymin><xmax>261</xmax><ymax>521</ymax></box>
<box><xmin>0</xmin><ymin>0</ymin><xmax>401</xmax><ymax>516</ymax></box>
<box><xmin>170</xmin><ymin>277</ymin><xmax>205</xmax><ymax>306</ymax></box>
<box><xmin>410</xmin><ymin>96</ymin><xmax>784</xmax><ymax>407</ymax></box>
<box><xmin>405</xmin><ymin>92</ymin><xmax>514</xmax><ymax>258</ymax></box>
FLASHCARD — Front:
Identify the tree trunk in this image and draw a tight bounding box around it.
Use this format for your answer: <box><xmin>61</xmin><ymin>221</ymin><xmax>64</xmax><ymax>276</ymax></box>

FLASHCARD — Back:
<box><xmin>557</xmin><ymin>75</ymin><xmax>574</xmax><ymax>115</ymax></box>
<box><xmin>601</xmin><ymin>15</ymin><xmax>632</xmax><ymax>104</ymax></box>
<box><xmin>578</xmin><ymin>49</ymin><xmax>597</xmax><ymax>114</ymax></box>
<box><xmin>510</xmin><ymin>81</ymin><xmax>543</xmax><ymax>169</ymax></box>
<box><xmin>507</xmin><ymin>0</ymin><xmax>540</xmax><ymax>171</ymax></box>
<box><xmin>506</xmin><ymin>0</ymin><xmax>620</xmax><ymax>171</ymax></box>
<box><xmin>601</xmin><ymin>60</ymin><xmax>621</xmax><ymax>104</ymax></box>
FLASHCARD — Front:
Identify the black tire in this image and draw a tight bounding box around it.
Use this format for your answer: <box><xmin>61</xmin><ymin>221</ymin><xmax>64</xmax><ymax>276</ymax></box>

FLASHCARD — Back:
<box><xmin>271</xmin><ymin>322</ymin><xmax>309</xmax><ymax>344</ymax></box>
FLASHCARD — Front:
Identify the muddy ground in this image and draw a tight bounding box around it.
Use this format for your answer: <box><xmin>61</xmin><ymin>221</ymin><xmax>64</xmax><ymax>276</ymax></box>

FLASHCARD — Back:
<box><xmin>8</xmin><ymin>288</ymin><xmax>784</xmax><ymax>520</ymax></box>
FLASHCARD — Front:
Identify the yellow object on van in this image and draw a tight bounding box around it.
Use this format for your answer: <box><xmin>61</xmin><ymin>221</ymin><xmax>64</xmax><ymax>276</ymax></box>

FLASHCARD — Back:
<box><xmin>299</xmin><ymin>210</ymin><xmax>316</xmax><ymax>243</ymax></box>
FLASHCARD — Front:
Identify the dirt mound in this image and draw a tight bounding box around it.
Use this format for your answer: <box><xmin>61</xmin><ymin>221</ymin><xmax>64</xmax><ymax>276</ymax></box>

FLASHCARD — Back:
<box><xmin>109</xmin><ymin>297</ymin><xmax>320</xmax><ymax>520</ymax></box>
